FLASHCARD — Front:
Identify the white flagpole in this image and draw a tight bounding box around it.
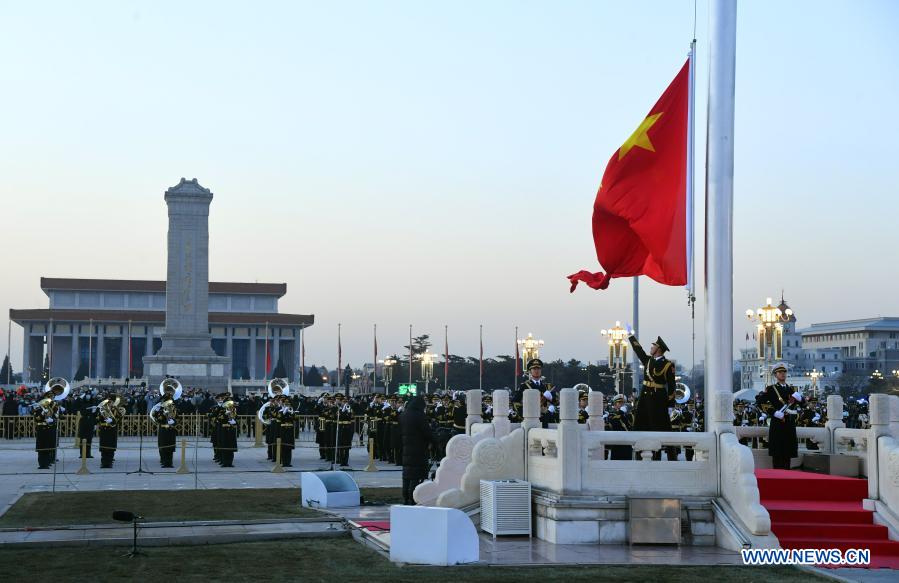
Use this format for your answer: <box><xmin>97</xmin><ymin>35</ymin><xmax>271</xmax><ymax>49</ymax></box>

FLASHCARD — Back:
<box><xmin>408</xmin><ymin>324</ymin><xmax>413</xmax><ymax>388</ymax></box>
<box><xmin>632</xmin><ymin>278</ymin><xmax>639</xmax><ymax>395</ymax></box>
<box><xmin>373</xmin><ymin>323</ymin><xmax>377</xmax><ymax>393</ymax></box>
<box><xmin>706</xmin><ymin>0</ymin><xmax>737</xmax><ymax>434</ymax></box>
<box><xmin>5</xmin><ymin>319</ymin><xmax>10</xmax><ymax>384</ymax></box>
<box><xmin>686</xmin><ymin>39</ymin><xmax>697</xmax><ymax>303</ymax></box>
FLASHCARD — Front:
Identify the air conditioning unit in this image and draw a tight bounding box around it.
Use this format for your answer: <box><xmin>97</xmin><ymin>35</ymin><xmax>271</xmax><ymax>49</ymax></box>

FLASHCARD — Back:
<box><xmin>479</xmin><ymin>479</ymin><xmax>532</xmax><ymax>539</ymax></box>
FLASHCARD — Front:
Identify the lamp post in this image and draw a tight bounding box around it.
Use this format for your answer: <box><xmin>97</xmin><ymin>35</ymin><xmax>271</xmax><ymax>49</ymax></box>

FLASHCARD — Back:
<box><xmin>380</xmin><ymin>358</ymin><xmax>396</xmax><ymax>395</ymax></box>
<box><xmin>421</xmin><ymin>351</ymin><xmax>438</xmax><ymax>394</ymax></box>
<box><xmin>806</xmin><ymin>368</ymin><xmax>823</xmax><ymax>399</ymax></box>
<box><xmin>745</xmin><ymin>297</ymin><xmax>794</xmax><ymax>386</ymax></box>
<box><xmin>517</xmin><ymin>333</ymin><xmax>544</xmax><ymax>368</ymax></box>
<box><xmin>601</xmin><ymin>321</ymin><xmax>629</xmax><ymax>395</ymax></box>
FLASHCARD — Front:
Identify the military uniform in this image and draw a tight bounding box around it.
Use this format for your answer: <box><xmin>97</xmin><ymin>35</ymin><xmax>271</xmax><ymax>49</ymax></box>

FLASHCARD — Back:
<box><xmin>98</xmin><ymin>394</ymin><xmax>123</xmax><ymax>468</ymax></box>
<box><xmin>756</xmin><ymin>364</ymin><xmax>805</xmax><ymax>470</ymax></box>
<box><xmin>628</xmin><ymin>335</ymin><xmax>676</xmax><ymax>432</ymax></box>
<box><xmin>334</xmin><ymin>394</ymin><xmax>354</xmax><ymax>467</ymax></box>
<box><xmin>33</xmin><ymin>388</ymin><xmax>63</xmax><ymax>469</ymax></box>
<box><xmin>151</xmin><ymin>396</ymin><xmax>178</xmax><ymax>468</ymax></box>
<box><xmin>215</xmin><ymin>394</ymin><xmax>238</xmax><ymax>467</ymax></box>
<box><xmin>275</xmin><ymin>396</ymin><xmax>295</xmax><ymax>467</ymax></box>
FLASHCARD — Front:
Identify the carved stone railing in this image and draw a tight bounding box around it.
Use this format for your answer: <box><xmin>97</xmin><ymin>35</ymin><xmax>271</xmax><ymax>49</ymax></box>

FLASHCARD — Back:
<box><xmin>719</xmin><ymin>431</ymin><xmax>771</xmax><ymax>536</ymax></box>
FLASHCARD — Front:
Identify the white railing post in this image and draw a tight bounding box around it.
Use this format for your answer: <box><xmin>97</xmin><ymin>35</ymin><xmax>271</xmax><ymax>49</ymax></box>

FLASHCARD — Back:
<box><xmin>465</xmin><ymin>389</ymin><xmax>483</xmax><ymax>435</ymax></box>
<box><xmin>825</xmin><ymin>395</ymin><xmax>845</xmax><ymax>454</ymax></box>
<box><xmin>492</xmin><ymin>389</ymin><xmax>511</xmax><ymax>438</ymax></box>
<box><xmin>558</xmin><ymin>388</ymin><xmax>582</xmax><ymax>495</ymax></box>
<box><xmin>868</xmin><ymin>394</ymin><xmax>891</xmax><ymax>500</ymax></box>
<box><xmin>713</xmin><ymin>391</ymin><xmax>735</xmax><ymax>435</ymax></box>
<box><xmin>587</xmin><ymin>391</ymin><xmax>604</xmax><ymax>432</ymax></box>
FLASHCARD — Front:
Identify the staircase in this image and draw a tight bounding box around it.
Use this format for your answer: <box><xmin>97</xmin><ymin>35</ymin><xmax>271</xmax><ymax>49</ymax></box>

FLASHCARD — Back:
<box><xmin>756</xmin><ymin>469</ymin><xmax>899</xmax><ymax>569</ymax></box>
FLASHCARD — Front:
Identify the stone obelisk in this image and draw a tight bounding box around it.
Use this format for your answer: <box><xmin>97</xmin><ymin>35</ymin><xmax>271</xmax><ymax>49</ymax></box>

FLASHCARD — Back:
<box><xmin>144</xmin><ymin>178</ymin><xmax>231</xmax><ymax>391</ymax></box>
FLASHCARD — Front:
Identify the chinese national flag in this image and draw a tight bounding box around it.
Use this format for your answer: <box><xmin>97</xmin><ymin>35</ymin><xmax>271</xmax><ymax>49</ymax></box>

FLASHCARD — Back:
<box><xmin>569</xmin><ymin>60</ymin><xmax>689</xmax><ymax>292</ymax></box>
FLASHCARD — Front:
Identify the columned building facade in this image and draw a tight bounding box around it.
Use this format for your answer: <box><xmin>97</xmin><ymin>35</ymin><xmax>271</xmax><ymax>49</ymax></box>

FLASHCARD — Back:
<box><xmin>11</xmin><ymin>278</ymin><xmax>313</xmax><ymax>386</ymax></box>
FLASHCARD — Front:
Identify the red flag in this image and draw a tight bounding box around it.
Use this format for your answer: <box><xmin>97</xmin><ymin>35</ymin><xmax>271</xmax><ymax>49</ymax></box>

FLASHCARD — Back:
<box><xmin>569</xmin><ymin>60</ymin><xmax>689</xmax><ymax>292</ymax></box>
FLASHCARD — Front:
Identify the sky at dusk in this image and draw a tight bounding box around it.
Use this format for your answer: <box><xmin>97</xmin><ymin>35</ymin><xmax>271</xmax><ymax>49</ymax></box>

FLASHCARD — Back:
<box><xmin>2</xmin><ymin>1</ymin><xmax>898</xmax><ymax>375</ymax></box>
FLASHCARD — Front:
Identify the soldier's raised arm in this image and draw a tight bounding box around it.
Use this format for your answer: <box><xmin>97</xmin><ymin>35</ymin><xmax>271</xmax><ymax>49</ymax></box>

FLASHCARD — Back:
<box><xmin>628</xmin><ymin>335</ymin><xmax>650</xmax><ymax>366</ymax></box>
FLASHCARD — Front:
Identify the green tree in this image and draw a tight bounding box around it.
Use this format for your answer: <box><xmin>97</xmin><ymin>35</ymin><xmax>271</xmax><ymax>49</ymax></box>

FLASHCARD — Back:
<box><xmin>304</xmin><ymin>365</ymin><xmax>323</xmax><ymax>387</ymax></box>
<box><xmin>272</xmin><ymin>359</ymin><xmax>287</xmax><ymax>379</ymax></box>
<box><xmin>0</xmin><ymin>355</ymin><xmax>13</xmax><ymax>384</ymax></box>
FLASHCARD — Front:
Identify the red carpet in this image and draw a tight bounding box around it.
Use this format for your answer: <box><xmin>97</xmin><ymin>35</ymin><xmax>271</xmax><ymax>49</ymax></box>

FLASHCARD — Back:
<box><xmin>756</xmin><ymin>469</ymin><xmax>899</xmax><ymax>569</ymax></box>
<box><xmin>356</xmin><ymin>520</ymin><xmax>390</xmax><ymax>532</ymax></box>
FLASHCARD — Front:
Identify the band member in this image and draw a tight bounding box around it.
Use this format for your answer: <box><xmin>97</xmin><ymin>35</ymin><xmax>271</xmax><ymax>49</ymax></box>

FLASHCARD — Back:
<box><xmin>334</xmin><ymin>393</ymin><xmax>354</xmax><ymax>467</ymax></box>
<box><xmin>451</xmin><ymin>394</ymin><xmax>466</xmax><ymax>435</ymax></box>
<box><xmin>98</xmin><ymin>392</ymin><xmax>125</xmax><ymax>468</ymax></box>
<box><xmin>150</xmin><ymin>379</ymin><xmax>181</xmax><ymax>468</ymax></box>
<box><xmin>757</xmin><ymin>363</ymin><xmax>805</xmax><ymax>470</ymax></box>
<box><xmin>33</xmin><ymin>378</ymin><xmax>68</xmax><ymax>469</ymax></box>
<box><xmin>77</xmin><ymin>405</ymin><xmax>97</xmax><ymax>458</ymax></box>
<box><xmin>386</xmin><ymin>395</ymin><xmax>402</xmax><ymax>464</ymax></box>
<box><xmin>275</xmin><ymin>394</ymin><xmax>295</xmax><ymax>467</ymax></box>
<box><xmin>216</xmin><ymin>393</ymin><xmax>238</xmax><ymax>467</ymax></box>
<box><xmin>606</xmin><ymin>394</ymin><xmax>633</xmax><ymax>460</ymax></box>
<box><xmin>316</xmin><ymin>393</ymin><xmax>330</xmax><ymax>460</ymax></box>
<box><xmin>577</xmin><ymin>390</ymin><xmax>589</xmax><ymax>424</ymax></box>
<box><xmin>209</xmin><ymin>393</ymin><xmax>225</xmax><ymax>464</ymax></box>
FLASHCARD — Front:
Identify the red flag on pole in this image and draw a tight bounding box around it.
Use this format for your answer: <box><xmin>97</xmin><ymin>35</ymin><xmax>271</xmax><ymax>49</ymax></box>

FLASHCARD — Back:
<box><xmin>569</xmin><ymin>60</ymin><xmax>689</xmax><ymax>292</ymax></box>
<box><xmin>338</xmin><ymin>324</ymin><xmax>342</xmax><ymax>387</ymax></box>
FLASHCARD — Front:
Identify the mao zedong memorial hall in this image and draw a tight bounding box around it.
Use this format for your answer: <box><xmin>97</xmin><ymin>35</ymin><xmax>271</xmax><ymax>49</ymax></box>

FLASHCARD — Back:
<box><xmin>10</xmin><ymin>178</ymin><xmax>314</xmax><ymax>390</ymax></box>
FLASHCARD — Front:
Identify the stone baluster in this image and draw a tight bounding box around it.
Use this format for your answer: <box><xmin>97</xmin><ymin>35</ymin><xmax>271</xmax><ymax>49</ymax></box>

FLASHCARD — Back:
<box><xmin>492</xmin><ymin>389</ymin><xmax>511</xmax><ymax>438</ymax></box>
<box><xmin>587</xmin><ymin>391</ymin><xmax>604</xmax><ymax>432</ymax></box>
<box><xmin>889</xmin><ymin>395</ymin><xmax>899</xmax><ymax>439</ymax></box>
<box><xmin>825</xmin><ymin>395</ymin><xmax>845</xmax><ymax>455</ymax></box>
<box><xmin>712</xmin><ymin>391</ymin><xmax>734</xmax><ymax>435</ymax></box>
<box><xmin>557</xmin><ymin>388</ymin><xmax>582</xmax><ymax>494</ymax></box>
<box><xmin>868</xmin><ymin>394</ymin><xmax>890</xmax><ymax>500</ymax></box>
<box><xmin>522</xmin><ymin>389</ymin><xmax>541</xmax><ymax>431</ymax></box>
<box><xmin>465</xmin><ymin>389</ymin><xmax>482</xmax><ymax>435</ymax></box>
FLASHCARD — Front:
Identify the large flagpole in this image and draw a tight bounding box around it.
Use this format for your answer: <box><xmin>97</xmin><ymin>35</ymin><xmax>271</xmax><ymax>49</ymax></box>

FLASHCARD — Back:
<box><xmin>337</xmin><ymin>323</ymin><xmax>342</xmax><ymax>388</ymax></box>
<box><xmin>479</xmin><ymin>325</ymin><xmax>483</xmax><ymax>391</ymax></box>
<box><xmin>408</xmin><ymin>324</ymin><xmax>413</xmax><ymax>388</ymax></box>
<box><xmin>5</xmin><ymin>319</ymin><xmax>10</xmax><ymax>384</ymax></box>
<box><xmin>300</xmin><ymin>327</ymin><xmax>305</xmax><ymax>387</ymax></box>
<box><xmin>631</xmin><ymin>278</ymin><xmax>639</xmax><ymax>395</ymax></box>
<box><xmin>706</xmin><ymin>0</ymin><xmax>737</xmax><ymax>432</ymax></box>
<box><xmin>373</xmin><ymin>323</ymin><xmax>377</xmax><ymax>393</ymax></box>
<box><xmin>686</xmin><ymin>39</ymin><xmax>697</xmax><ymax>304</ymax></box>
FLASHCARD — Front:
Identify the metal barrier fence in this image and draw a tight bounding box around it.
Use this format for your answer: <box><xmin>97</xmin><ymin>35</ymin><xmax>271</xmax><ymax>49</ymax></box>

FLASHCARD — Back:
<box><xmin>0</xmin><ymin>415</ymin><xmax>367</xmax><ymax>443</ymax></box>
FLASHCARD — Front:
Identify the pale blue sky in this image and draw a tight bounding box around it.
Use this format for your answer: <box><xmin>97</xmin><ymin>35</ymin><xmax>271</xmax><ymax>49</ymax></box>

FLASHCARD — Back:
<box><xmin>2</xmin><ymin>1</ymin><xmax>897</xmax><ymax>375</ymax></box>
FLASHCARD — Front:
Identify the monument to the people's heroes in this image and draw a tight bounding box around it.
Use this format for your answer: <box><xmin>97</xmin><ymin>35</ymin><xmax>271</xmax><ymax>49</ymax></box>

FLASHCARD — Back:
<box><xmin>144</xmin><ymin>178</ymin><xmax>232</xmax><ymax>390</ymax></box>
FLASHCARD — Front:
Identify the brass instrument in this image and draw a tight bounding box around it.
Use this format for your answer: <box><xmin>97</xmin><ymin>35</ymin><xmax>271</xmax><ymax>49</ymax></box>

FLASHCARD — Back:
<box><xmin>267</xmin><ymin>378</ymin><xmax>290</xmax><ymax>398</ymax></box>
<box><xmin>258</xmin><ymin>401</ymin><xmax>275</xmax><ymax>426</ymax></box>
<box><xmin>223</xmin><ymin>399</ymin><xmax>238</xmax><ymax>422</ymax></box>
<box><xmin>99</xmin><ymin>396</ymin><xmax>125</xmax><ymax>425</ymax></box>
<box><xmin>674</xmin><ymin>382</ymin><xmax>691</xmax><ymax>405</ymax></box>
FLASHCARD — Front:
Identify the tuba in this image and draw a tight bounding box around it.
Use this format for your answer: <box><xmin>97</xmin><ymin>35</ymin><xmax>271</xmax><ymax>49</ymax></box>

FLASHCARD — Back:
<box><xmin>268</xmin><ymin>378</ymin><xmax>290</xmax><ymax>398</ymax></box>
<box><xmin>99</xmin><ymin>396</ymin><xmax>125</xmax><ymax>425</ymax></box>
<box><xmin>674</xmin><ymin>382</ymin><xmax>691</xmax><ymax>405</ymax></box>
<box><xmin>150</xmin><ymin>378</ymin><xmax>182</xmax><ymax>426</ymax></box>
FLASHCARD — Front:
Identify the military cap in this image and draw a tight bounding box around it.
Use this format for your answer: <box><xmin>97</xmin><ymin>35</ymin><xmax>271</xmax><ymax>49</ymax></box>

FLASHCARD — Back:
<box><xmin>526</xmin><ymin>358</ymin><xmax>544</xmax><ymax>370</ymax></box>
<box><xmin>771</xmin><ymin>363</ymin><xmax>788</xmax><ymax>375</ymax></box>
<box><xmin>334</xmin><ymin>392</ymin><xmax>346</xmax><ymax>399</ymax></box>
<box><xmin>611</xmin><ymin>394</ymin><xmax>626</xmax><ymax>404</ymax></box>
<box><xmin>652</xmin><ymin>336</ymin><xmax>669</xmax><ymax>353</ymax></box>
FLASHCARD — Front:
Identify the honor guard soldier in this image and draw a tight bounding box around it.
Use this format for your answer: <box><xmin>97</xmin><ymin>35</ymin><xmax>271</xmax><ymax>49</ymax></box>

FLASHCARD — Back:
<box><xmin>606</xmin><ymin>394</ymin><xmax>633</xmax><ymax>460</ymax></box>
<box><xmin>150</xmin><ymin>378</ymin><xmax>181</xmax><ymax>468</ymax></box>
<box><xmin>33</xmin><ymin>378</ymin><xmax>69</xmax><ymax>469</ymax></box>
<box><xmin>316</xmin><ymin>393</ymin><xmax>330</xmax><ymax>460</ymax></box>
<box><xmin>628</xmin><ymin>334</ymin><xmax>676</xmax><ymax>460</ymax></box>
<box><xmin>98</xmin><ymin>392</ymin><xmax>124</xmax><ymax>468</ymax></box>
<box><xmin>757</xmin><ymin>363</ymin><xmax>805</xmax><ymax>469</ymax></box>
<box><xmin>516</xmin><ymin>359</ymin><xmax>553</xmax><ymax>404</ymax></box>
<box><xmin>482</xmin><ymin>394</ymin><xmax>493</xmax><ymax>422</ymax></box>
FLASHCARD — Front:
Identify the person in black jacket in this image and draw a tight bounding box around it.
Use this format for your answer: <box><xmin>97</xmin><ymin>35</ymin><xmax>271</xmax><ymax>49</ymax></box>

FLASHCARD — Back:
<box><xmin>400</xmin><ymin>396</ymin><xmax>433</xmax><ymax>505</ymax></box>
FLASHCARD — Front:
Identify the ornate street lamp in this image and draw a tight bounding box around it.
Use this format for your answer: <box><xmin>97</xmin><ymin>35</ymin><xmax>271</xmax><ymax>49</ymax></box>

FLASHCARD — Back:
<box><xmin>806</xmin><ymin>368</ymin><xmax>823</xmax><ymax>399</ymax></box>
<box><xmin>421</xmin><ymin>352</ymin><xmax>438</xmax><ymax>394</ymax></box>
<box><xmin>380</xmin><ymin>357</ymin><xmax>396</xmax><ymax>394</ymax></box>
<box><xmin>601</xmin><ymin>321</ymin><xmax>629</xmax><ymax>394</ymax></box>
<box><xmin>517</xmin><ymin>333</ymin><xmax>544</xmax><ymax>367</ymax></box>
<box><xmin>746</xmin><ymin>297</ymin><xmax>793</xmax><ymax>383</ymax></box>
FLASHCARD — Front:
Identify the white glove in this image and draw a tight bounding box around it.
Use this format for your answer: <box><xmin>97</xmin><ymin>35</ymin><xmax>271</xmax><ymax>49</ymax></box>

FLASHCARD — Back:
<box><xmin>791</xmin><ymin>391</ymin><xmax>802</xmax><ymax>401</ymax></box>
<box><xmin>485</xmin><ymin>406</ymin><xmax>492</xmax><ymax>414</ymax></box>
<box><xmin>228</xmin><ymin>419</ymin><xmax>236</xmax><ymax>425</ymax></box>
<box><xmin>543</xmin><ymin>390</ymin><xmax>552</xmax><ymax>400</ymax></box>
<box><xmin>548</xmin><ymin>404</ymin><xmax>556</xmax><ymax>414</ymax></box>
<box><xmin>46</xmin><ymin>417</ymin><xmax>55</xmax><ymax>423</ymax></box>
<box><xmin>602</xmin><ymin>412</ymin><xmax>609</xmax><ymax>419</ymax></box>
<box><xmin>812</xmin><ymin>413</ymin><xmax>821</xmax><ymax>423</ymax></box>
<box><xmin>167</xmin><ymin>419</ymin><xmax>175</xmax><ymax>426</ymax></box>
<box><xmin>759</xmin><ymin>414</ymin><xmax>767</xmax><ymax>422</ymax></box>
<box><xmin>774</xmin><ymin>411</ymin><xmax>785</xmax><ymax>420</ymax></box>
<box><xmin>620</xmin><ymin>406</ymin><xmax>628</xmax><ymax>414</ymax></box>
<box><xmin>785</xmin><ymin>408</ymin><xmax>798</xmax><ymax>416</ymax></box>
<box><xmin>105</xmin><ymin>417</ymin><xmax>114</xmax><ymax>424</ymax></box>
<box><xmin>59</xmin><ymin>407</ymin><xmax>66</xmax><ymax>413</ymax></box>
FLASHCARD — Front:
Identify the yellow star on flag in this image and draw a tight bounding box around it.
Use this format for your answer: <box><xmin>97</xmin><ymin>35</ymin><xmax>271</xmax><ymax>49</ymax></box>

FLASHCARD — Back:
<box><xmin>618</xmin><ymin>112</ymin><xmax>663</xmax><ymax>160</ymax></box>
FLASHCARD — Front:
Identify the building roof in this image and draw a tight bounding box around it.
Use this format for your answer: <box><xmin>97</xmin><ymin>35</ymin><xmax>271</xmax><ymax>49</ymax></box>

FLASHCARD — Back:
<box><xmin>40</xmin><ymin>278</ymin><xmax>287</xmax><ymax>297</ymax></box>
<box><xmin>9</xmin><ymin>308</ymin><xmax>313</xmax><ymax>327</ymax></box>
<box><xmin>800</xmin><ymin>317</ymin><xmax>899</xmax><ymax>335</ymax></box>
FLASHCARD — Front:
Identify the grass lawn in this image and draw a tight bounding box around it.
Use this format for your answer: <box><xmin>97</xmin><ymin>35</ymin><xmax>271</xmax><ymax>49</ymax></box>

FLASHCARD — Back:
<box><xmin>0</xmin><ymin>487</ymin><xmax>403</xmax><ymax>527</ymax></box>
<box><xmin>0</xmin><ymin>538</ymin><xmax>825</xmax><ymax>582</ymax></box>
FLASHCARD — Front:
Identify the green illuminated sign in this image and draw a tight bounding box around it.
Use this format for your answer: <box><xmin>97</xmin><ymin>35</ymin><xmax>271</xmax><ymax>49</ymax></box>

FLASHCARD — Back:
<box><xmin>397</xmin><ymin>384</ymin><xmax>417</xmax><ymax>395</ymax></box>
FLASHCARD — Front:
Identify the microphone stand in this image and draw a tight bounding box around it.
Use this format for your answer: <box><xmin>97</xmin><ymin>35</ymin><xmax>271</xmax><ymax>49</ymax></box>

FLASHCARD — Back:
<box><xmin>127</xmin><ymin>391</ymin><xmax>153</xmax><ymax>475</ymax></box>
<box><xmin>123</xmin><ymin>515</ymin><xmax>146</xmax><ymax>558</ymax></box>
